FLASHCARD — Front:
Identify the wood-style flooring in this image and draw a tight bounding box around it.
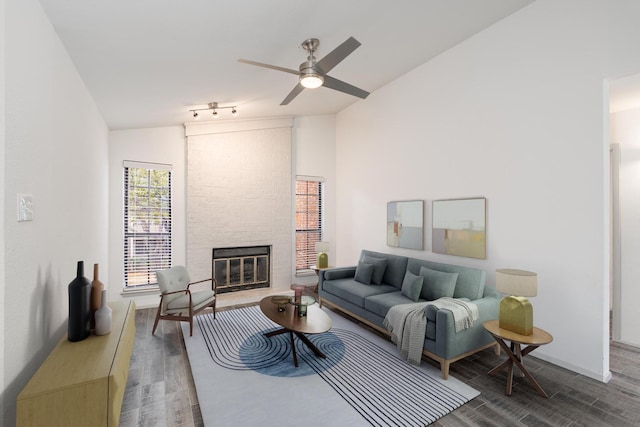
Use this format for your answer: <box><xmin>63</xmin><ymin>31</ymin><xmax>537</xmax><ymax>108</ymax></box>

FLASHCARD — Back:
<box><xmin>120</xmin><ymin>304</ymin><xmax>640</xmax><ymax>427</ymax></box>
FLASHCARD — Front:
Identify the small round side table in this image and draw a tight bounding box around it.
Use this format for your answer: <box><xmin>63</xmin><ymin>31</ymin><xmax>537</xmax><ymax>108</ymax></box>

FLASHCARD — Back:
<box><xmin>483</xmin><ymin>320</ymin><xmax>553</xmax><ymax>398</ymax></box>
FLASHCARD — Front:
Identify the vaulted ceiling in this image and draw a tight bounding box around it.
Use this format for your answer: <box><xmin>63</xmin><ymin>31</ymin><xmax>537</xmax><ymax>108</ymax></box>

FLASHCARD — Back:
<box><xmin>38</xmin><ymin>0</ymin><xmax>535</xmax><ymax>130</ymax></box>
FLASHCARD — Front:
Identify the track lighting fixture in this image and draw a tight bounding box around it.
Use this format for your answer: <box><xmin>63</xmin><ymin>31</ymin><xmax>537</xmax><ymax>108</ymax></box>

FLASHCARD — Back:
<box><xmin>189</xmin><ymin>101</ymin><xmax>238</xmax><ymax>119</ymax></box>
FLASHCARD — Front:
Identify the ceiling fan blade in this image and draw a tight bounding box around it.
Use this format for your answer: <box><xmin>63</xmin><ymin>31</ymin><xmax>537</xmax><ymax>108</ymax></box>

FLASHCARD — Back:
<box><xmin>322</xmin><ymin>75</ymin><xmax>369</xmax><ymax>99</ymax></box>
<box><xmin>314</xmin><ymin>36</ymin><xmax>361</xmax><ymax>74</ymax></box>
<box><xmin>238</xmin><ymin>59</ymin><xmax>299</xmax><ymax>76</ymax></box>
<box><xmin>281</xmin><ymin>83</ymin><xmax>305</xmax><ymax>105</ymax></box>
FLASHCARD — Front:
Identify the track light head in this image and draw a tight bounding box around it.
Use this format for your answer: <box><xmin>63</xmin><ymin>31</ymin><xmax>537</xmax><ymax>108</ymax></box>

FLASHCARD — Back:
<box><xmin>192</xmin><ymin>111</ymin><xmax>199</xmax><ymax>118</ymax></box>
<box><xmin>212</xmin><ymin>110</ymin><xmax>218</xmax><ymax>118</ymax></box>
<box><xmin>231</xmin><ymin>107</ymin><xmax>238</xmax><ymax>116</ymax></box>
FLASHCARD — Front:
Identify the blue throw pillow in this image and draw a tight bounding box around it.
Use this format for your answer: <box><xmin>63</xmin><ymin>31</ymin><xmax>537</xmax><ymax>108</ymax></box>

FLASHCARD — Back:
<box><xmin>354</xmin><ymin>262</ymin><xmax>374</xmax><ymax>285</ymax></box>
<box><xmin>401</xmin><ymin>271</ymin><xmax>424</xmax><ymax>302</ymax></box>
<box><xmin>361</xmin><ymin>255</ymin><xmax>387</xmax><ymax>285</ymax></box>
<box><xmin>419</xmin><ymin>266</ymin><xmax>458</xmax><ymax>301</ymax></box>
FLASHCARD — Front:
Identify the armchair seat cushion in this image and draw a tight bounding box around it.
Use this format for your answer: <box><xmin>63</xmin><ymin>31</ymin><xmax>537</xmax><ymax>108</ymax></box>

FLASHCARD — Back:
<box><xmin>167</xmin><ymin>290</ymin><xmax>215</xmax><ymax>312</ymax></box>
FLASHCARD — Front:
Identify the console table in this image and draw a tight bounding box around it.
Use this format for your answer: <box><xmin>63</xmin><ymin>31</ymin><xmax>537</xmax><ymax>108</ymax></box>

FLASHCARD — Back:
<box><xmin>17</xmin><ymin>300</ymin><xmax>136</xmax><ymax>426</ymax></box>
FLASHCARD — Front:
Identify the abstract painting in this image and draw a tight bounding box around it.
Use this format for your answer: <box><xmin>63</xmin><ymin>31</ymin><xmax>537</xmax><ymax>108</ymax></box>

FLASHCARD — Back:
<box><xmin>387</xmin><ymin>200</ymin><xmax>424</xmax><ymax>250</ymax></box>
<box><xmin>432</xmin><ymin>197</ymin><xmax>486</xmax><ymax>259</ymax></box>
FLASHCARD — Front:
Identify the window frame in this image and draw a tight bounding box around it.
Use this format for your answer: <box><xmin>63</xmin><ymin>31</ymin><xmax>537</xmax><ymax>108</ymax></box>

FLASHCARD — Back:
<box><xmin>122</xmin><ymin>161</ymin><xmax>173</xmax><ymax>290</ymax></box>
<box><xmin>295</xmin><ymin>175</ymin><xmax>325</xmax><ymax>275</ymax></box>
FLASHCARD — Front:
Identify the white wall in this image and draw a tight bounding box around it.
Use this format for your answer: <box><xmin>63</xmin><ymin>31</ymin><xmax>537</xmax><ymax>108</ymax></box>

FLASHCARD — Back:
<box><xmin>108</xmin><ymin>126</ymin><xmax>186</xmax><ymax>309</ymax></box>
<box><xmin>3</xmin><ymin>0</ymin><xmax>109</xmax><ymax>424</ymax></box>
<box><xmin>610</xmin><ymin>107</ymin><xmax>640</xmax><ymax>345</ymax></box>
<box><xmin>0</xmin><ymin>0</ymin><xmax>6</xmax><ymax>421</ymax></box>
<box><xmin>185</xmin><ymin>119</ymin><xmax>293</xmax><ymax>303</ymax></box>
<box><xmin>293</xmin><ymin>115</ymin><xmax>336</xmax><ymax>284</ymax></box>
<box><xmin>335</xmin><ymin>0</ymin><xmax>640</xmax><ymax>382</ymax></box>
<box><xmin>107</xmin><ymin>117</ymin><xmax>337</xmax><ymax>306</ymax></box>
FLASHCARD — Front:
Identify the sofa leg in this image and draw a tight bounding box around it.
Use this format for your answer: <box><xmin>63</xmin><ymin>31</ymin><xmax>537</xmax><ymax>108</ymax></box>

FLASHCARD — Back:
<box><xmin>441</xmin><ymin>361</ymin><xmax>450</xmax><ymax>380</ymax></box>
<box><xmin>318</xmin><ymin>297</ymin><xmax>323</xmax><ymax>308</ymax></box>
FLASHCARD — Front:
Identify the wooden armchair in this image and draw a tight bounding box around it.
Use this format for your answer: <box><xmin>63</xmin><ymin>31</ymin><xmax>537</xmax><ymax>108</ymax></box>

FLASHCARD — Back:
<box><xmin>152</xmin><ymin>266</ymin><xmax>217</xmax><ymax>336</ymax></box>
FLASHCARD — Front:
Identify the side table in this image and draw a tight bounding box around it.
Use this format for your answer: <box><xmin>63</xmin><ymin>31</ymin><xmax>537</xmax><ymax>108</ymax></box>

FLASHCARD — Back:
<box><xmin>482</xmin><ymin>320</ymin><xmax>553</xmax><ymax>398</ymax></box>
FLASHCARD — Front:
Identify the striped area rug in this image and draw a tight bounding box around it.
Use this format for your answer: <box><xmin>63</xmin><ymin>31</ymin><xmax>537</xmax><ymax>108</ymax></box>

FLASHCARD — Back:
<box><xmin>189</xmin><ymin>305</ymin><xmax>478</xmax><ymax>426</ymax></box>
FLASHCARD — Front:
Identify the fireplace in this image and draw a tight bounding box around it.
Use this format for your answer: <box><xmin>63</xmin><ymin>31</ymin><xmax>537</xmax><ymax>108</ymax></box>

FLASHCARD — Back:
<box><xmin>212</xmin><ymin>246</ymin><xmax>271</xmax><ymax>293</ymax></box>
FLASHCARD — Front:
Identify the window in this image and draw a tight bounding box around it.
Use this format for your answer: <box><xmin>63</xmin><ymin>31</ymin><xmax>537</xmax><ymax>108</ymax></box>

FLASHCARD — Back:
<box><xmin>295</xmin><ymin>176</ymin><xmax>324</xmax><ymax>273</ymax></box>
<box><xmin>123</xmin><ymin>161</ymin><xmax>172</xmax><ymax>288</ymax></box>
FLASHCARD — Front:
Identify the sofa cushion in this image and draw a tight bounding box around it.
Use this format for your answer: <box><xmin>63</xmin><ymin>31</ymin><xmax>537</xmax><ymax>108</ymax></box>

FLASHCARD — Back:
<box><xmin>354</xmin><ymin>262</ymin><xmax>374</xmax><ymax>284</ymax></box>
<box><xmin>361</xmin><ymin>250</ymin><xmax>408</xmax><ymax>288</ymax></box>
<box><xmin>361</xmin><ymin>255</ymin><xmax>387</xmax><ymax>285</ymax></box>
<box><xmin>407</xmin><ymin>258</ymin><xmax>486</xmax><ymax>300</ymax></box>
<box><xmin>401</xmin><ymin>271</ymin><xmax>423</xmax><ymax>302</ymax></box>
<box><xmin>323</xmin><ymin>278</ymin><xmax>397</xmax><ymax>308</ymax></box>
<box><xmin>419</xmin><ymin>266</ymin><xmax>458</xmax><ymax>300</ymax></box>
<box><xmin>364</xmin><ymin>291</ymin><xmax>419</xmax><ymax>318</ymax></box>
<box><xmin>324</xmin><ymin>268</ymin><xmax>355</xmax><ymax>281</ymax></box>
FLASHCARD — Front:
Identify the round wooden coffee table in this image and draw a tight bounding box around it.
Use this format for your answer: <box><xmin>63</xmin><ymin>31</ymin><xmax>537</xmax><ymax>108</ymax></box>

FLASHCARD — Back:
<box><xmin>259</xmin><ymin>296</ymin><xmax>332</xmax><ymax>367</ymax></box>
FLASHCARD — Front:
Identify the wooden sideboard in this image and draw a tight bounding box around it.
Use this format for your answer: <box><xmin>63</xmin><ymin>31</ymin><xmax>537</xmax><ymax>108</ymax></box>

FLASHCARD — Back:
<box><xmin>17</xmin><ymin>300</ymin><xmax>136</xmax><ymax>426</ymax></box>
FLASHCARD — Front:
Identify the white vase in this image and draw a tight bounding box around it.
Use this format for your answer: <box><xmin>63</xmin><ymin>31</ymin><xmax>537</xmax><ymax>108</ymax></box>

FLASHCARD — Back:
<box><xmin>95</xmin><ymin>289</ymin><xmax>112</xmax><ymax>335</ymax></box>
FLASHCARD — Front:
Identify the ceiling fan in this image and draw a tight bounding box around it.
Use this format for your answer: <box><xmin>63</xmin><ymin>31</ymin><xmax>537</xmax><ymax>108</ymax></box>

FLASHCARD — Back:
<box><xmin>238</xmin><ymin>36</ymin><xmax>370</xmax><ymax>105</ymax></box>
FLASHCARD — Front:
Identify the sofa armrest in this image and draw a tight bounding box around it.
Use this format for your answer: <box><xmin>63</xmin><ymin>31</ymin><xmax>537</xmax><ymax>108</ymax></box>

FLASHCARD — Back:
<box><xmin>318</xmin><ymin>266</ymin><xmax>356</xmax><ymax>292</ymax></box>
<box><xmin>483</xmin><ymin>285</ymin><xmax>501</xmax><ymax>299</ymax></box>
<box><xmin>430</xmin><ymin>296</ymin><xmax>499</xmax><ymax>359</ymax></box>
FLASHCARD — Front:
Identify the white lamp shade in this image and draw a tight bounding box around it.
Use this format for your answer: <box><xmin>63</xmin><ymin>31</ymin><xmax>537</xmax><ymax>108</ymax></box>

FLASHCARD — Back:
<box><xmin>315</xmin><ymin>241</ymin><xmax>330</xmax><ymax>253</ymax></box>
<box><xmin>495</xmin><ymin>269</ymin><xmax>537</xmax><ymax>297</ymax></box>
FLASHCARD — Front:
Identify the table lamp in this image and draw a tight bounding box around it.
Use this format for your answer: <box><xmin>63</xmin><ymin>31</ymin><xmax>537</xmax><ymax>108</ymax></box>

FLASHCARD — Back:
<box><xmin>495</xmin><ymin>269</ymin><xmax>537</xmax><ymax>336</ymax></box>
<box><xmin>315</xmin><ymin>242</ymin><xmax>330</xmax><ymax>268</ymax></box>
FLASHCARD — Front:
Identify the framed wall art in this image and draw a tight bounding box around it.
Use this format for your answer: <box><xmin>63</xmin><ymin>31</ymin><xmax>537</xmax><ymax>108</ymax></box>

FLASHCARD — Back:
<box><xmin>386</xmin><ymin>200</ymin><xmax>424</xmax><ymax>250</ymax></box>
<box><xmin>432</xmin><ymin>197</ymin><xmax>486</xmax><ymax>259</ymax></box>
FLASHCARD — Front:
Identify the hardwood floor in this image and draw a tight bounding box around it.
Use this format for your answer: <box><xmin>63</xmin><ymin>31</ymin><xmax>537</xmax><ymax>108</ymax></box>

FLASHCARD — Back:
<box><xmin>121</xmin><ymin>305</ymin><xmax>640</xmax><ymax>427</ymax></box>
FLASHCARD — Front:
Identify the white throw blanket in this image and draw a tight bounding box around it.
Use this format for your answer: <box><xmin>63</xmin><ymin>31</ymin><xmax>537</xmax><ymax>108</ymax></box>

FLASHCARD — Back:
<box><xmin>383</xmin><ymin>298</ymin><xmax>480</xmax><ymax>365</ymax></box>
<box><xmin>427</xmin><ymin>297</ymin><xmax>479</xmax><ymax>332</ymax></box>
<box><xmin>383</xmin><ymin>302</ymin><xmax>430</xmax><ymax>365</ymax></box>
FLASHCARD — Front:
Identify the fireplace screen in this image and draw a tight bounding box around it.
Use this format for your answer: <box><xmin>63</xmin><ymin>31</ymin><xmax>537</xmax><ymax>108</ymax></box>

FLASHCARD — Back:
<box><xmin>213</xmin><ymin>246</ymin><xmax>270</xmax><ymax>293</ymax></box>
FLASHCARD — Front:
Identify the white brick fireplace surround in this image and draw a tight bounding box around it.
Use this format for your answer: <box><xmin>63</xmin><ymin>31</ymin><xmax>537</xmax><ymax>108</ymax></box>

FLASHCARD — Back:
<box><xmin>184</xmin><ymin>118</ymin><xmax>294</xmax><ymax>307</ymax></box>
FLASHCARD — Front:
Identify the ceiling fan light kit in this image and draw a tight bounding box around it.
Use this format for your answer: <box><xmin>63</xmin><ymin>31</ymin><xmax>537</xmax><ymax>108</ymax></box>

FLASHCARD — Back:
<box><xmin>189</xmin><ymin>101</ymin><xmax>238</xmax><ymax>119</ymax></box>
<box><xmin>238</xmin><ymin>36</ymin><xmax>370</xmax><ymax>105</ymax></box>
<box><xmin>300</xmin><ymin>73</ymin><xmax>324</xmax><ymax>89</ymax></box>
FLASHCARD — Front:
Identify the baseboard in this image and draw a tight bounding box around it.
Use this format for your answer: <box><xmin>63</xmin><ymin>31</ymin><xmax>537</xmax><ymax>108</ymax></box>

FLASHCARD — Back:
<box><xmin>532</xmin><ymin>351</ymin><xmax>612</xmax><ymax>383</ymax></box>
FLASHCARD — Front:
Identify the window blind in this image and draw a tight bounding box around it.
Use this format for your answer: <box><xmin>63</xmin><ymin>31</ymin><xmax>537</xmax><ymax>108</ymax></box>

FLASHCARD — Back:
<box><xmin>123</xmin><ymin>162</ymin><xmax>172</xmax><ymax>288</ymax></box>
<box><xmin>295</xmin><ymin>177</ymin><xmax>324</xmax><ymax>272</ymax></box>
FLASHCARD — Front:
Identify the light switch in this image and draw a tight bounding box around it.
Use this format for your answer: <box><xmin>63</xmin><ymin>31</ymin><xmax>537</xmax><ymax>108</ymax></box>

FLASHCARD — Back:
<box><xmin>17</xmin><ymin>193</ymin><xmax>33</xmax><ymax>222</ymax></box>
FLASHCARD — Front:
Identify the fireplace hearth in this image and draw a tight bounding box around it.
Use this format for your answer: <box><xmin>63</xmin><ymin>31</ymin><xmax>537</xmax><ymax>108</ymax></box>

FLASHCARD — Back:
<box><xmin>212</xmin><ymin>246</ymin><xmax>271</xmax><ymax>293</ymax></box>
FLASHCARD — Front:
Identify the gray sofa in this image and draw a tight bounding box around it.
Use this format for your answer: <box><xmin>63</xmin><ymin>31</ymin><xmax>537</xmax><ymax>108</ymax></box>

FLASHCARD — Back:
<box><xmin>318</xmin><ymin>249</ymin><xmax>500</xmax><ymax>379</ymax></box>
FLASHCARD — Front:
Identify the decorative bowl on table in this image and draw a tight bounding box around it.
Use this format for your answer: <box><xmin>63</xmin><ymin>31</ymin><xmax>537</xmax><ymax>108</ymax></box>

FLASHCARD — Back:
<box><xmin>271</xmin><ymin>295</ymin><xmax>290</xmax><ymax>312</ymax></box>
<box><xmin>289</xmin><ymin>295</ymin><xmax>316</xmax><ymax>317</ymax></box>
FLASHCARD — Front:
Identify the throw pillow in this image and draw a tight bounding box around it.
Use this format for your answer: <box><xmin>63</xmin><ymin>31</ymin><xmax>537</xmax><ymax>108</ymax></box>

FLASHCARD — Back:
<box><xmin>361</xmin><ymin>255</ymin><xmax>387</xmax><ymax>285</ymax></box>
<box><xmin>401</xmin><ymin>271</ymin><xmax>424</xmax><ymax>302</ymax></box>
<box><xmin>354</xmin><ymin>262</ymin><xmax>374</xmax><ymax>285</ymax></box>
<box><xmin>419</xmin><ymin>266</ymin><xmax>459</xmax><ymax>301</ymax></box>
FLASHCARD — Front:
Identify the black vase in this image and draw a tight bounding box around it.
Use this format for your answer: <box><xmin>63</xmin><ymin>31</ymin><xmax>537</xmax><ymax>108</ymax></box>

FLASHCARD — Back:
<box><xmin>68</xmin><ymin>261</ymin><xmax>91</xmax><ymax>342</ymax></box>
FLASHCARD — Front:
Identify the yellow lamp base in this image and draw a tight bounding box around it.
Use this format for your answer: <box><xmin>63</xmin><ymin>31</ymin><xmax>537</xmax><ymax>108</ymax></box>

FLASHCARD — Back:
<box><xmin>316</xmin><ymin>252</ymin><xmax>328</xmax><ymax>268</ymax></box>
<box><xmin>499</xmin><ymin>296</ymin><xmax>533</xmax><ymax>336</ymax></box>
